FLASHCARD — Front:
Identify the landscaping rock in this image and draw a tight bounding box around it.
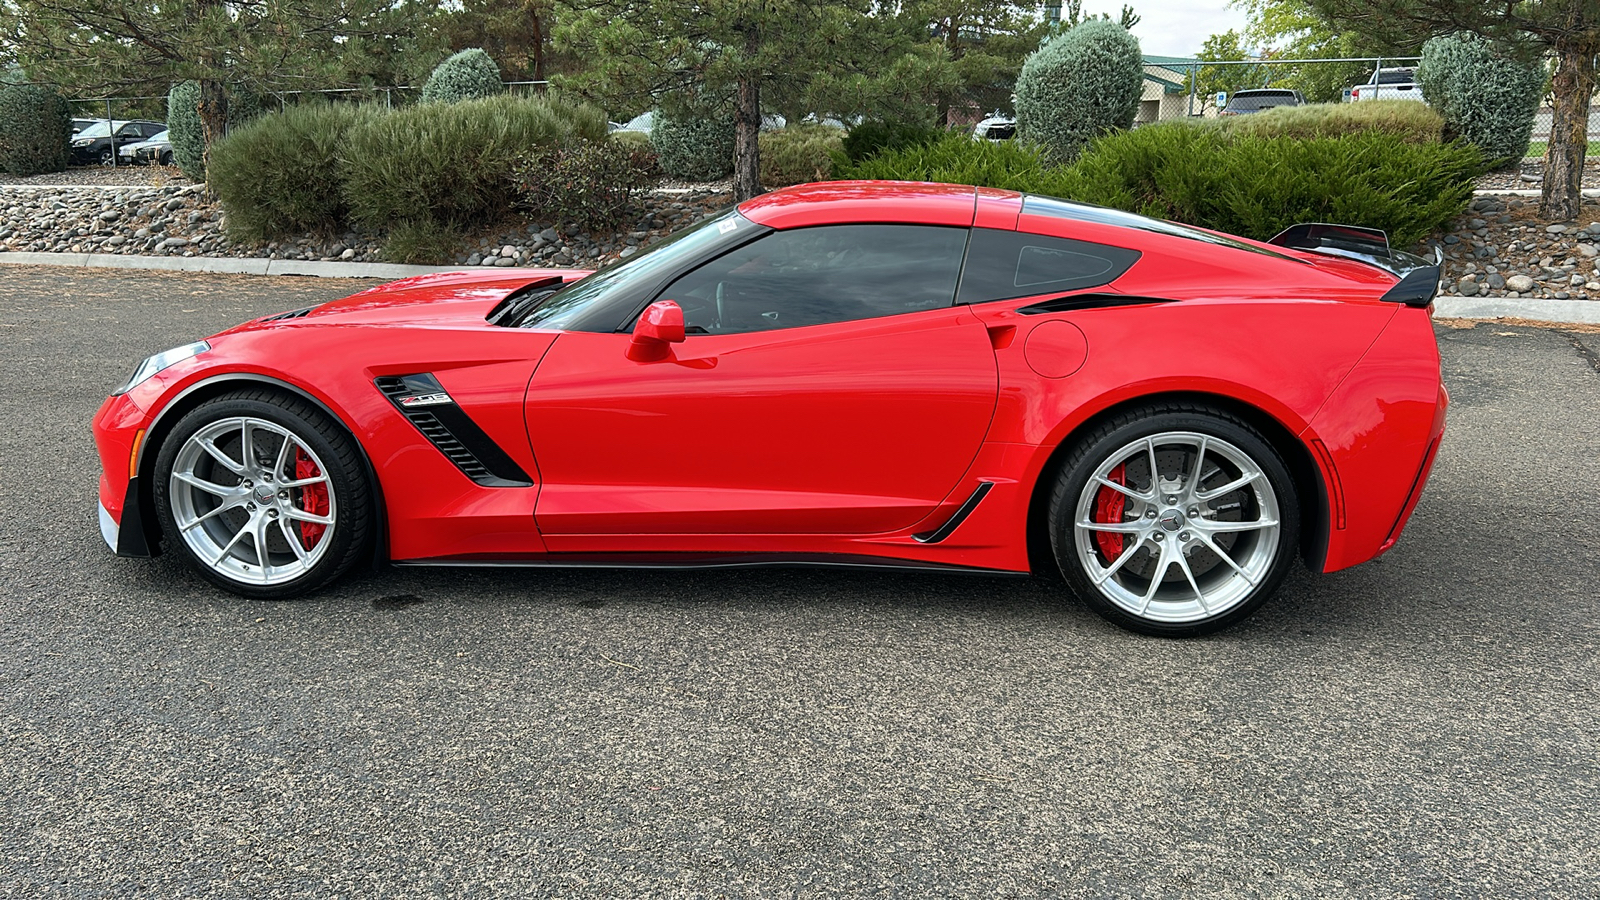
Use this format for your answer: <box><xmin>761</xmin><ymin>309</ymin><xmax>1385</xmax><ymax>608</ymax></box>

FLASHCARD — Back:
<box><xmin>1506</xmin><ymin>274</ymin><xmax>1536</xmax><ymax>292</ymax></box>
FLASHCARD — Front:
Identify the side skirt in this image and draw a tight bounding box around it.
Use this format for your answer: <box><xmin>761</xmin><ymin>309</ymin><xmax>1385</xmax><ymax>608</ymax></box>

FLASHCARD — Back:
<box><xmin>392</xmin><ymin>551</ymin><xmax>1031</xmax><ymax>578</ymax></box>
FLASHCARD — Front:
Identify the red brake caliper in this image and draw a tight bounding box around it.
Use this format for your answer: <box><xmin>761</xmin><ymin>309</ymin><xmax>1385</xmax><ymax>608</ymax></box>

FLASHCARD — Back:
<box><xmin>1092</xmin><ymin>463</ymin><xmax>1127</xmax><ymax>560</ymax></box>
<box><xmin>294</xmin><ymin>448</ymin><xmax>328</xmax><ymax>549</ymax></box>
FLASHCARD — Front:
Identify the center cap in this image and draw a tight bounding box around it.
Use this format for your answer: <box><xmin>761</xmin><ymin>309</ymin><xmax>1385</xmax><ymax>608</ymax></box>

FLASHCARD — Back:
<box><xmin>1159</xmin><ymin>510</ymin><xmax>1185</xmax><ymax>531</ymax></box>
<box><xmin>253</xmin><ymin>485</ymin><xmax>275</xmax><ymax>504</ymax></box>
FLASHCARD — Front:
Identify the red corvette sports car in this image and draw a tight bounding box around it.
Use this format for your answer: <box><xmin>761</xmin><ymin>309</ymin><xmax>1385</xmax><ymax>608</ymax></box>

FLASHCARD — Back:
<box><xmin>93</xmin><ymin>182</ymin><xmax>1447</xmax><ymax>635</ymax></box>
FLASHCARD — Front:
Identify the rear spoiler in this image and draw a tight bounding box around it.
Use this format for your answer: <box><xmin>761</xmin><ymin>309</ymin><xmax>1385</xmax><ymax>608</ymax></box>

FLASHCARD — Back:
<box><xmin>1268</xmin><ymin>223</ymin><xmax>1443</xmax><ymax>308</ymax></box>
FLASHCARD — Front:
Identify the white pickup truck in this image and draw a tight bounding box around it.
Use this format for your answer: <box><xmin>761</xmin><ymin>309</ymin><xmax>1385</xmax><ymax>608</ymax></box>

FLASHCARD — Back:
<box><xmin>1349</xmin><ymin>67</ymin><xmax>1425</xmax><ymax>103</ymax></box>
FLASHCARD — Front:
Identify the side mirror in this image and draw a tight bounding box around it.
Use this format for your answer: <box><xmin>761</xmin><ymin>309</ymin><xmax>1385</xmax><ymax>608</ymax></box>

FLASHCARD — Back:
<box><xmin>627</xmin><ymin>300</ymin><xmax>686</xmax><ymax>362</ymax></box>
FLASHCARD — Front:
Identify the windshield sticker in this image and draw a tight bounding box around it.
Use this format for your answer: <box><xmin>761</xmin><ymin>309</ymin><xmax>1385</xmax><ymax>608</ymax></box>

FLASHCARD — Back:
<box><xmin>718</xmin><ymin>219</ymin><xmax>738</xmax><ymax>234</ymax></box>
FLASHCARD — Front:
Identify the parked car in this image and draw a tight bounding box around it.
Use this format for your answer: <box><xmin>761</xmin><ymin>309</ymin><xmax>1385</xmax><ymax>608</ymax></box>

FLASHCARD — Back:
<box><xmin>92</xmin><ymin>182</ymin><xmax>1448</xmax><ymax>637</ymax></box>
<box><xmin>1219</xmin><ymin>89</ymin><xmax>1305</xmax><ymax>115</ymax></box>
<box><xmin>119</xmin><ymin>129</ymin><xmax>173</xmax><ymax>166</ymax></box>
<box><xmin>71</xmin><ymin>117</ymin><xmax>103</xmax><ymax>136</ymax></box>
<box><xmin>972</xmin><ymin>113</ymin><xmax>1017</xmax><ymax>142</ymax></box>
<box><xmin>1349</xmin><ymin>67</ymin><xmax>1424</xmax><ymax>102</ymax></box>
<box><xmin>70</xmin><ymin>120</ymin><xmax>166</xmax><ymax>166</ymax></box>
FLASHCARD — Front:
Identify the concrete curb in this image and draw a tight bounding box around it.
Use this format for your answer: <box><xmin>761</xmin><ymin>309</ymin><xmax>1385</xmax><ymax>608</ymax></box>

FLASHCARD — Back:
<box><xmin>0</xmin><ymin>250</ymin><xmax>461</xmax><ymax>280</ymax></box>
<box><xmin>1434</xmin><ymin>296</ymin><xmax>1600</xmax><ymax>325</ymax></box>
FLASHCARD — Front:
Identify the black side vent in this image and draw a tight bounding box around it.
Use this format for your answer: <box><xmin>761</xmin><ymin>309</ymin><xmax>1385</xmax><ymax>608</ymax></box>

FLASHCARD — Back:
<box><xmin>261</xmin><ymin>306</ymin><xmax>316</xmax><ymax>321</ymax></box>
<box><xmin>375</xmin><ymin>375</ymin><xmax>533</xmax><ymax>488</ymax></box>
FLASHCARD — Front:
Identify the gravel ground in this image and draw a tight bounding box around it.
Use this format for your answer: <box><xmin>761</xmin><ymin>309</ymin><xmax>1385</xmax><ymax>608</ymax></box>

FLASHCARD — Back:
<box><xmin>0</xmin><ymin>163</ymin><xmax>192</xmax><ymax>187</ymax></box>
<box><xmin>1475</xmin><ymin>156</ymin><xmax>1600</xmax><ymax>192</ymax></box>
<box><xmin>1</xmin><ymin>268</ymin><xmax>1599</xmax><ymax>896</ymax></box>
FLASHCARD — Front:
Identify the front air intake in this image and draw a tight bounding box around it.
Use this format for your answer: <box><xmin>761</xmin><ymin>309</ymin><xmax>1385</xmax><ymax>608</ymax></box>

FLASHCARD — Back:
<box><xmin>375</xmin><ymin>375</ymin><xmax>533</xmax><ymax>488</ymax></box>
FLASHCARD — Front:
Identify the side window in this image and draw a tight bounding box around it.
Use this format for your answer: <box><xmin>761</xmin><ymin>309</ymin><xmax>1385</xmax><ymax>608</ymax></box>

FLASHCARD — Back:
<box><xmin>657</xmin><ymin>224</ymin><xmax>967</xmax><ymax>334</ymax></box>
<box><xmin>956</xmin><ymin>228</ymin><xmax>1140</xmax><ymax>304</ymax></box>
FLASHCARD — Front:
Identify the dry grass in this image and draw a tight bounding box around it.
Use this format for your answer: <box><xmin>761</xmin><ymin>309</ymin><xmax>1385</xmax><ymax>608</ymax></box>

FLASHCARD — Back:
<box><xmin>1228</xmin><ymin>100</ymin><xmax>1445</xmax><ymax>144</ymax></box>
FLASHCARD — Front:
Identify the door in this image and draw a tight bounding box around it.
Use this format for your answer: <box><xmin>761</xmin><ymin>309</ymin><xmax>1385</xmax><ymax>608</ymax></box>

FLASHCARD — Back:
<box><xmin>526</xmin><ymin>223</ymin><xmax>999</xmax><ymax>537</ymax></box>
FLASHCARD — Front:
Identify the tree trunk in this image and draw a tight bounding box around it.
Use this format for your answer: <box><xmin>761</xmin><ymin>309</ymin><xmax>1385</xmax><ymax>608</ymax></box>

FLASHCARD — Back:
<box><xmin>197</xmin><ymin>78</ymin><xmax>229</xmax><ymax>194</ymax></box>
<box><xmin>734</xmin><ymin>71</ymin><xmax>762</xmax><ymax>202</ymax></box>
<box><xmin>1543</xmin><ymin>39</ymin><xmax>1598</xmax><ymax>221</ymax></box>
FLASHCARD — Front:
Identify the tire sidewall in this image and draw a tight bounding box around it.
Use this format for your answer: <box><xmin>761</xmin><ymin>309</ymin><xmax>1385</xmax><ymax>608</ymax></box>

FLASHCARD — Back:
<box><xmin>1050</xmin><ymin>408</ymin><xmax>1300</xmax><ymax>637</ymax></box>
<box><xmin>152</xmin><ymin>395</ymin><xmax>366</xmax><ymax>599</ymax></box>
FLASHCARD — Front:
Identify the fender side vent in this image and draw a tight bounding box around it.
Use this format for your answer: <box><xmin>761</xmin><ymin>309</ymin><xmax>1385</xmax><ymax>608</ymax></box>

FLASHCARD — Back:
<box><xmin>261</xmin><ymin>306</ymin><xmax>316</xmax><ymax>321</ymax></box>
<box><xmin>376</xmin><ymin>375</ymin><xmax>533</xmax><ymax>488</ymax></box>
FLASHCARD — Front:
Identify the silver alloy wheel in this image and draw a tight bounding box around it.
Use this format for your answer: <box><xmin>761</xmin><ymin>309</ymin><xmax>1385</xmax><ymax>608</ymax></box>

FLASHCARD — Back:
<box><xmin>168</xmin><ymin>415</ymin><xmax>337</xmax><ymax>586</ymax></box>
<box><xmin>1072</xmin><ymin>430</ymin><xmax>1281</xmax><ymax>624</ymax></box>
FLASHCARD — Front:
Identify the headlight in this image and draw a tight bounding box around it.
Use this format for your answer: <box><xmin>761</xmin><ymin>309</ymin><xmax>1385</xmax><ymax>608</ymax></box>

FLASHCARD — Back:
<box><xmin>72</xmin><ymin>138</ymin><xmax>92</xmax><ymax>146</ymax></box>
<box><xmin>113</xmin><ymin>341</ymin><xmax>209</xmax><ymax>395</ymax></box>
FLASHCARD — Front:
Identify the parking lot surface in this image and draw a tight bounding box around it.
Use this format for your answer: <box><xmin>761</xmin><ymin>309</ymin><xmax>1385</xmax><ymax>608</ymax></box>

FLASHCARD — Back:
<box><xmin>1</xmin><ymin>266</ymin><xmax>1597</xmax><ymax>897</ymax></box>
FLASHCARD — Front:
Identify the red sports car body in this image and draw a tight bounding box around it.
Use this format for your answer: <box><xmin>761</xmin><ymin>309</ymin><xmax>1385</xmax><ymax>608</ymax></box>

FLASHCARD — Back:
<box><xmin>93</xmin><ymin>182</ymin><xmax>1447</xmax><ymax>635</ymax></box>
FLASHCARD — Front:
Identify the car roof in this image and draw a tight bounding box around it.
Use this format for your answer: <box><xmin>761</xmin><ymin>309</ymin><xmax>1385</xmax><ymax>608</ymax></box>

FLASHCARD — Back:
<box><xmin>738</xmin><ymin>181</ymin><xmax>984</xmax><ymax>228</ymax></box>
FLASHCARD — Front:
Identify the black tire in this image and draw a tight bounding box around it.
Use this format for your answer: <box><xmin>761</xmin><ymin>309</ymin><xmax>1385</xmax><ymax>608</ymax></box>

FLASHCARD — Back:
<box><xmin>152</xmin><ymin>389</ymin><xmax>372</xmax><ymax>599</ymax></box>
<box><xmin>97</xmin><ymin>148</ymin><xmax>114</xmax><ymax>166</ymax></box>
<box><xmin>1048</xmin><ymin>402</ymin><xmax>1300</xmax><ymax>637</ymax></box>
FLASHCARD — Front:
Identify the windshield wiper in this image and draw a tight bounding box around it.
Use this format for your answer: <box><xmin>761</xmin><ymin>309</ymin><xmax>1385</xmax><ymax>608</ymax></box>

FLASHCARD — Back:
<box><xmin>486</xmin><ymin>276</ymin><xmax>565</xmax><ymax>327</ymax></box>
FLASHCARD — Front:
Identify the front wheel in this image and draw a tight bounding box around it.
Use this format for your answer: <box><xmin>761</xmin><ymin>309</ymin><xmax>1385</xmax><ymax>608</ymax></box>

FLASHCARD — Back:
<box><xmin>153</xmin><ymin>390</ymin><xmax>372</xmax><ymax>599</ymax></box>
<box><xmin>1049</xmin><ymin>404</ymin><xmax>1299</xmax><ymax>636</ymax></box>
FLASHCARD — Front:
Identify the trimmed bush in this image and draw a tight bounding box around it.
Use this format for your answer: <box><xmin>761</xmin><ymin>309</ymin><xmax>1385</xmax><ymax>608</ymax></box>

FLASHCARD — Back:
<box><xmin>421</xmin><ymin>48</ymin><xmax>504</xmax><ymax>104</ymax></box>
<box><xmin>513</xmin><ymin>140</ymin><xmax>658</xmax><ymax>231</ymax></box>
<box><xmin>339</xmin><ymin>94</ymin><xmax>608</xmax><ymax>238</ymax></box>
<box><xmin>838</xmin><ymin>130</ymin><xmax>1064</xmax><ymax>194</ymax></box>
<box><xmin>168</xmin><ymin>81</ymin><xmax>263</xmax><ymax>180</ymax></box>
<box><xmin>838</xmin><ymin>122</ymin><xmax>1484</xmax><ymax>246</ymax></box>
<box><xmin>839</xmin><ymin>120</ymin><xmax>943</xmax><ymax>164</ymax></box>
<box><xmin>610</xmin><ymin>130</ymin><xmax>652</xmax><ymax>150</ymax></box>
<box><xmin>210</xmin><ymin>103</ymin><xmax>378</xmax><ymax>239</ymax></box>
<box><xmin>650</xmin><ymin>108</ymin><xmax>734</xmax><ymax>181</ymax></box>
<box><xmin>1015</xmin><ymin>19</ymin><xmax>1143</xmax><ymax>164</ymax></box>
<box><xmin>759</xmin><ymin>126</ymin><xmax>843</xmax><ymax>186</ymax></box>
<box><xmin>1418</xmin><ymin>33</ymin><xmax>1544</xmax><ymax>164</ymax></box>
<box><xmin>1227</xmin><ymin>100</ymin><xmax>1444</xmax><ymax>143</ymax></box>
<box><xmin>0</xmin><ymin>85</ymin><xmax>70</xmax><ymax>176</ymax></box>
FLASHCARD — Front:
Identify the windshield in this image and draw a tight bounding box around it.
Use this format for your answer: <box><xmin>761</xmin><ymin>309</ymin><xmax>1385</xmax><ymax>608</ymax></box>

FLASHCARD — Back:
<box><xmin>520</xmin><ymin>207</ymin><xmax>749</xmax><ymax>330</ymax></box>
<box><xmin>77</xmin><ymin>121</ymin><xmax>117</xmax><ymax>138</ymax></box>
<box><xmin>148</xmin><ymin>130</ymin><xmax>169</xmax><ymax>142</ymax></box>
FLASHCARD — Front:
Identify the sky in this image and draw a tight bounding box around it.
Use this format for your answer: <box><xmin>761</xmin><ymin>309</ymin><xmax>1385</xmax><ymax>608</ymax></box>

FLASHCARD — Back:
<box><xmin>1105</xmin><ymin>0</ymin><xmax>1253</xmax><ymax>58</ymax></box>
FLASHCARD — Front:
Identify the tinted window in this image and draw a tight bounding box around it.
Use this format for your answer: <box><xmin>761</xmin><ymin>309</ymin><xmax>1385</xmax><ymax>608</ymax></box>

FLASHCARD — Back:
<box><xmin>657</xmin><ymin>224</ymin><xmax>967</xmax><ymax>334</ymax></box>
<box><xmin>1022</xmin><ymin>195</ymin><xmax>1302</xmax><ymax>262</ymax></box>
<box><xmin>957</xmin><ymin>228</ymin><xmax>1140</xmax><ymax>303</ymax></box>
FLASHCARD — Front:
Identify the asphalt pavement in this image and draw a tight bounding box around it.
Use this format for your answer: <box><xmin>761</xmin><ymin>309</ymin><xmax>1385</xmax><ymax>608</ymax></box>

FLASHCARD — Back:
<box><xmin>1</xmin><ymin>266</ymin><xmax>1597</xmax><ymax>898</ymax></box>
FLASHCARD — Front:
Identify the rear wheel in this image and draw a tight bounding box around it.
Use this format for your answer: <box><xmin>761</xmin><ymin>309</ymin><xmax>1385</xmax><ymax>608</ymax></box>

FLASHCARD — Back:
<box><xmin>1049</xmin><ymin>404</ymin><xmax>1299</xmax><ymax>636</ymax></box>
<box><xmin>153</xmin><ymin>390</ymin><xmax>371</xmax><ymax>598</ymax></box>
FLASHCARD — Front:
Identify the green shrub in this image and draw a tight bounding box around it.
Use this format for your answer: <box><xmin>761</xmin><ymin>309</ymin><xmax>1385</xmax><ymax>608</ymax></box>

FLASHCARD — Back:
<box><xmin>759</xmin><ymin>125</ymin><xmax>843</xmax><ymax>186</ymax></box>
<box><xmin>421</xmin><ymin>48</ymin><xmax>504</xmax><ymax>104</ymax></box>
<box><xmin>210</xmin><ymin>103</ymin><xmax>378</xmax><ymax>239</ymax></box>
<box><xmin>837</xmin><ymin>121</ymin><xmax>1483</xmax><ymax>246</ymax></box>
<box><xmin>383</xmin><ymin>220</ymin><xmax>464</xmax><ymax>264</ymax></box>
<box><xmin>839</xmin><ymin>120</ymin><xmax>943</xmax><ymax>164</ymax></box>
<box><xmin>512</xmin><ymin>140</ymin><xmax>658</xmax><ymax>231</ymax></box>
<box><xmin>837</xmin><ymin>130</ymin><xmax>1067</xmax><ymax>194</ymax></box>
<box><xmin>1226</xmin><ymin>100</ymin><xmax>1445</xmax><ymax>143</ymax></box>
<box><xmin>340</xmin><ymin>94</ymin><xmax>608</xmax><ymax>240</ymax></box>
<box><xmin>0</xmin><ymin>85</ymin><xmax>69</xmax><ymax>176</ymax></box>
<box><xmin>650</xmin><ymin>108</ymin><xmax>734</xmax><ymax>181</ymax></box>
<box><xmin>610</xmin><ymin>130</ymin><xmax>651</xmax><ymax>150</ymax></box>
<box><xmin>1418</xmin><ymin>33</ymin><xmax>1544</xmax><ymax>164</ymax></box>
<box><xmin>167</xmin><ymin>81</ymin><xmax>262</xmax><ymax>180</ymax></box>
<box><xmin>1015</xmin><ymin>19</ymin><xmax>1143</xmax><ymax>164</ymax></box>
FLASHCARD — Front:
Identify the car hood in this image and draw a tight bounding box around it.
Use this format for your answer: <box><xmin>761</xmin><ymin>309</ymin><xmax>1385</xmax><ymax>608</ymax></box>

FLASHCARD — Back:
<box><xmin>245</xmin><ymin>267</ymin><xmax>594</xmax><ymax>329</ymax></box>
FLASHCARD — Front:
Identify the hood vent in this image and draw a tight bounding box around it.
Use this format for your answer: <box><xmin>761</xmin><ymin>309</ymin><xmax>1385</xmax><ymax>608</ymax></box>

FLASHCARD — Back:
<box><xmin>375</xmin><ymin>375</ymin><xmax>533</xmax><ymax>488</ymax></box>
<box><xmin>261</xmin><ymin>306</ymin><xmax>316</xmax><ymax>321</ymax></box>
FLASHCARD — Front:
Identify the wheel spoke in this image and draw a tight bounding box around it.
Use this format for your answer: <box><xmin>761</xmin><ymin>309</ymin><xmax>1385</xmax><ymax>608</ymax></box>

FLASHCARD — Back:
<box><xmin>279</xmin><ymin>517</ymin><xmax>310</xmax><ymax>560</ymax></box>
<box><xmin>240</xmin><ymin>421</ymin><xmax>254</xmax><ymax>474</ymax></box>
<box><xmin>1196</xmin><ymin>470</ymin><xmax>1260</xmax><ymax>502</ymax></box>
<box><xmin>279</xmin><ymin>475</ymin><xmax>327</xmax><ymax>489</ymax></box>
<box><xmin>1196</xmin><ymin>533</ymin><xmax>1258</xmax><ymax>585</ymax></box>
<box><xmin>272</xmin><ymin>431</ymin><xmax>293</xmax><ymax>482</ymax></box>
<box><xmin>173</xmin><ymin>471</ymin><xmax>233</xmax><ymax>497</ymax></box>
<box><xmin>1186</xmin><ymin>436</ymin><xmax>1208</xmax><ymax>497</ymax></box>
<box><xmin>211</xmin><ymin>518</ymin><xmax>251</xmax><ymax>566</ymax></box>
<box><xmin>1175</xmin><ymin>549</ymin><xmax>1209</xmax><ymax>614</ymax></box>
<box><xmin>1138</xmin><ymin>544</ymin><xmax>1169</xmax><ymax>614</ymax></box>
<box><xmin>252</xmin><ymin>517</ymin><xmax>271</xmax><ymax>581</ymax></box>
<box><xmin>1094</xmin><ymin>474</ymin><xmax>1150</xmax><ymax>501</ymax></box>
<box><xmin>284</xmin><ymin>507</ymin><xmax>333</xmax><ymax>525</ymax></box>
<box><xmin>197</xmin><ymin>437</ymin><xmax>244</xmax><ymax>475</ymax></box>
<box><xmin>1145</xmin><ymin>438</ymin><xmax>1160</xmax><ymax>492</ymax></box>
<box><xmin>1201</xmin><ymin>517</ymin><xmax>1278</xmax><ymax>534</ymax></box>
<box><xmin>1092</xmin><ymin>538</ymin><xmax>1145</xmax><ymax>585</ymax></box>
<box><xmin>1078</xmin><ymin>519</ymin><xmax>1144</xmax><ymax>534</ymax></box>
<box><xmin>178</xmin><ymin>502</ymin><xmax>234</xmax><ymax>532</ymax></box>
